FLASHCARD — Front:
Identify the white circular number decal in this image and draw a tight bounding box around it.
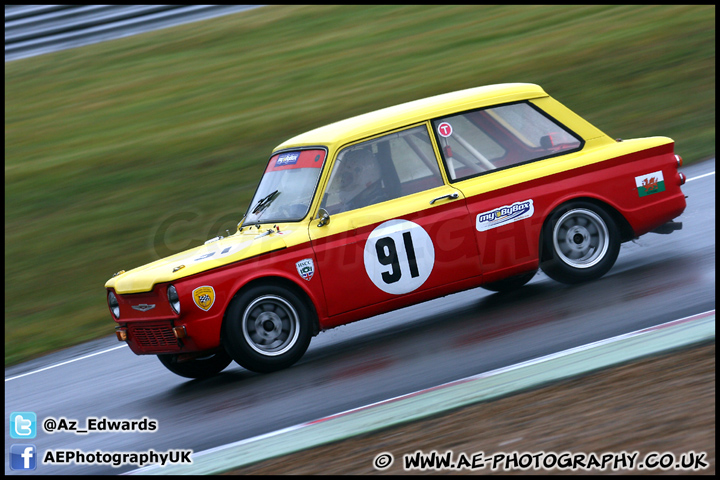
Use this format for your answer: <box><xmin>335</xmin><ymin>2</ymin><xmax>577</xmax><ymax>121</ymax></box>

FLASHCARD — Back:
<box><xmin>363</xmin><ymin>219</ymin><xmax>435</xmax><ymax>295</ymax></box>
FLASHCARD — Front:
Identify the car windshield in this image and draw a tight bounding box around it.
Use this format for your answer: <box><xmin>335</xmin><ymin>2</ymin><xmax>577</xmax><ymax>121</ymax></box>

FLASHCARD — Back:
<box><xmin>243</xmin><ymin>149</ymin><xmax>326</xmax><ymax>225</ymax></box>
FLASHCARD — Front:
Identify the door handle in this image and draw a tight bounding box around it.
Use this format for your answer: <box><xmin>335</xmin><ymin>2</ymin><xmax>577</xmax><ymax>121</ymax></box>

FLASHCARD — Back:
<box><xmin>429</xmin><ymin>192</ymin><xmax>459</xmax><ymax>205</ymax></box>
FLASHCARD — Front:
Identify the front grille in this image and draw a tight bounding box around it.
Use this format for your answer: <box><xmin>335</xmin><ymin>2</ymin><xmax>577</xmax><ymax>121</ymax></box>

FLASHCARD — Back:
<box><xmin>131</xmin><ymin>325</ymin><xmax>177</xmax><ymax>348</ymax></box>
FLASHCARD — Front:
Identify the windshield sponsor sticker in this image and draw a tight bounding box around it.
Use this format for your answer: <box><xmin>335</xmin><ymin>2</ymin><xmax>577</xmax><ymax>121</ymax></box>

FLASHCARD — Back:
<box><xmin>476</xmin><ymin>199</ymin><xmax>534</xmax><ymax>232</ymax></box>
<box><xmin>266</xmin><ymin>149</ymin><xmax>325</xmax><ymax>172</ymax></box>
<box><xmin>635</xmin><ymin>171</ymin><xmax>665</xmax><ymax>197</ymax></box>
<box><xmin>296</xmin><ymin>258</ymin><xmax>314</xmax><ymax>281</ymax></box>
<box><xmin>192</xmin><ymin>286</ymin><xmax>215</xmax><ymax>311</ymax></box>
<box><xmin>276</xmin><ymin>152</ymin><xmax>300</xmax><ymax>167</ymax></box>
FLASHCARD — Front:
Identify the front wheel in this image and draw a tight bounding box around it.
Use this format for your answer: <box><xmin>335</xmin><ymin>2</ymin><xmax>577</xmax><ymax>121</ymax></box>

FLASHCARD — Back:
<box><xmin>157</xmin><ymin>350</ymin><xmax>232</xmax><ymax>379</ymax></box>
<box><xmin>540</xmin><ymin>201</ymin><xmax>620</xmax><ymax>284</ymax></box>
<box><xmin>223</xmin><ymin>284</ymin><xmax>313</xmax><ymax>373</ymax></box>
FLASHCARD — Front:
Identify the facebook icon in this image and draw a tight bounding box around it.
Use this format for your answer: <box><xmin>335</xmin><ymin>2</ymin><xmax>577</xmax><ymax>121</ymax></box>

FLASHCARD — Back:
<box><xmin>10</xmin><ymin>444</ymin><xmax>37</xmax><ymax>470</ymax></box>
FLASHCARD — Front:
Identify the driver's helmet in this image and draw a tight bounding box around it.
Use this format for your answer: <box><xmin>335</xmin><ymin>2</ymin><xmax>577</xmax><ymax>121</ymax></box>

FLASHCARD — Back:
<box><xmin>336</xmin><ymin>148</ymin><xmax>381</xmax><ymax>205</ymax></box>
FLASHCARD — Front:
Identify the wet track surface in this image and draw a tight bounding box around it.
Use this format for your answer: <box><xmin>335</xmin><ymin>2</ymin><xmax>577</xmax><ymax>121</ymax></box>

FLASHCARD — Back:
<box><xmin>5</xmin><ymin>159</ymin><xmax>714</xmax><ymax>475</ymax></box>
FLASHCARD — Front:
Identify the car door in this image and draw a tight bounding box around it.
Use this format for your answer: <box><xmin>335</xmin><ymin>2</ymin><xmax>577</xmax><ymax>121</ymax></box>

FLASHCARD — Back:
<box><xmin>309</xmin><ymin>124</ymin><xmax>482</xmax><ymax>317</ymax></box>
<box><xmin>430</xmin><ymin>102</ymin><xmax>585</xmax><ymax>279</ymax></box>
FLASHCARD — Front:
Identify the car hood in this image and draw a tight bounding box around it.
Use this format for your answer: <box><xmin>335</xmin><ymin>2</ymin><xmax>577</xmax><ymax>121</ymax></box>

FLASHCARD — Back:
<box><xmin>105</xmin><ymin>227</ymin><xmax>293</xmax><ymax>294</ymax></box>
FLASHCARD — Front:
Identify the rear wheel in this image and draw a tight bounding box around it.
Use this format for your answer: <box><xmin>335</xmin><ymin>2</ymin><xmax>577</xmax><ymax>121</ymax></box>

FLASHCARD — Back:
<box><xmin>223</xmin><ymin>284</ymin><xmax>313</xmax><ymax>373</ymax></box>
<box><xmin>541</xmin><ymin>201</ymin><xmax>620</xmax><ymax>284</ymax></box>
<box><xmin>157</xmin><ymin>350</ymin><xmax>232</xmax><ymax>379</ymax></box>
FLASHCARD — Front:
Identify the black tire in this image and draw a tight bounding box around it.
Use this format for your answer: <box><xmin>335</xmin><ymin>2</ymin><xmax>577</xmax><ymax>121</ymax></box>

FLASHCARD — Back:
<box><xmin>157</xmin><ymin>350</ymin><xmax>232</xmax><ymax>379</ymax></box>
<box><xmin>481</xmin><ymin>269</ymin><xmax>537</xmax><ymax>293</ymax></box>
<box><xmin>540</xmin><ymin>201</ymin><xmax>620</xmax><ymax>284</ymax></box>
<box><xmin>223</xmin><ymin>284</ymin><xmax>313</xmax><ymax>373</ymax></box>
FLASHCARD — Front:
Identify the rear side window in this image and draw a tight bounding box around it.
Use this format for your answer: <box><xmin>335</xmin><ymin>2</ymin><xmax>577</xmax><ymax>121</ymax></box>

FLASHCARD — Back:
<box><xmin>432</xmin><ymin>102</ymin><xmax>582</xmax><ymax>181</ymax></box>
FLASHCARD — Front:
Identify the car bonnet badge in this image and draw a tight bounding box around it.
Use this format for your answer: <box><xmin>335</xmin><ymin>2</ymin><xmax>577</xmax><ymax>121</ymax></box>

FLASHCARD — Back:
<box><xmin>131</xmin><ymin>304</ymin><xmax>156</xmax><ymax>312</ymax></box>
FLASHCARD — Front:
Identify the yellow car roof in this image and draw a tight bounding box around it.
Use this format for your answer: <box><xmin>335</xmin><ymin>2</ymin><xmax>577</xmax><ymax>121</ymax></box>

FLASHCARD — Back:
<box><xmin>274</xmin><ymin>83</ymin><xmax>548</xmax><ymax>152</ymax></box>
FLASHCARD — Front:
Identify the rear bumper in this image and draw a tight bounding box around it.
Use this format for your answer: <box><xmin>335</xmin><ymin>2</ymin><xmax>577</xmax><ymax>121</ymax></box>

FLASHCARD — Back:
<box><xmin>624</xmin><ymin>188</ymin><xmax>686</xmax><ymax>238</ymax></box>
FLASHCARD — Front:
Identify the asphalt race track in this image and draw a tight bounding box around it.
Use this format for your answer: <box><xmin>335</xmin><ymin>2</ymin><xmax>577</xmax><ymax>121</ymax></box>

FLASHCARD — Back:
<box><xmin>5</xmin><ymin>159</ymin><xmax>715</xmax><ymax>475</ymax></box>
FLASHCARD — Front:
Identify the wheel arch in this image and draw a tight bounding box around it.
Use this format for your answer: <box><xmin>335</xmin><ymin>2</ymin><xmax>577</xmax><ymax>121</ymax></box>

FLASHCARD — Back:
<box><xmin>539</xmin><ymin>196</ymin><xmax>633</xmax><ymax>262</ymax></box>
<box><xmin>221</xmin><ymin>275</ymin><xmax>321</xmax><ymax>341</ymax></box>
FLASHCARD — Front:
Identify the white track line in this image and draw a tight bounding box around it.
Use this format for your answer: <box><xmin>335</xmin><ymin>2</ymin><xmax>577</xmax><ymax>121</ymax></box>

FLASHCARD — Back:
<box><xmin>685</xmin><ymin>171</ymin><xmax>714</xmax><ymax>182</ymax></box>
<box><xmin>5</xmin><ymin>170</ymin><xmax>715</xmax><ymax>383</ymax></box>
<box><xmin>5</xmin><ymin>345</ymin><xmax>128</xmax><ymax>382</ymax></box>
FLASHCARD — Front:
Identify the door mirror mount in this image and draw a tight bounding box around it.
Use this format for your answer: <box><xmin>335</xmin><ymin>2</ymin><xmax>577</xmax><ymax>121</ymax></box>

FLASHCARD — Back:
<box><xmin>317</xmin><ymin>208</ymin><xmax>330</xmax><ymax>227</ymax></box>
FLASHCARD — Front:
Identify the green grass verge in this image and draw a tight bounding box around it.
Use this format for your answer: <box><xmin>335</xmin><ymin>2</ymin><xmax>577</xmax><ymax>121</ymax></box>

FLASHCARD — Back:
<box><xmin>4</xmin><ymin>5</ymin><xmax>715</xmax><ymax>366</ymax></box>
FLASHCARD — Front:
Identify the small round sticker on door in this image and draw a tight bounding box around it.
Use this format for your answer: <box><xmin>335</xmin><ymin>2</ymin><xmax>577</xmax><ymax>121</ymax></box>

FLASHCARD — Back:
<box><xmin>363</xmin><ymin>219</ymin><xmax>435</xmax><ymax>295</ymax></box>
<box><xmin>437</xmin><ymin>122</ymin><xmax>453</xmax><ymax>137</ymax></box>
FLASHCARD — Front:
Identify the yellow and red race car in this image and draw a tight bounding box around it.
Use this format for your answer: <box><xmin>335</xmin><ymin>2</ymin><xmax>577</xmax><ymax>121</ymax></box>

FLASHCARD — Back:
<box><xmin>105</xmin><ymin>83</ymin><xmax>686</xmax><ymax>379</ymax></box>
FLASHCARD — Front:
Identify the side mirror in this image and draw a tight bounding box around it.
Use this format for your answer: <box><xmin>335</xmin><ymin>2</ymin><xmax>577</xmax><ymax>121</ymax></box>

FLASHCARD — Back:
<box><xmin>540</xmin><ymin>133</ymin><xmax>560</xmax><ymax>150</ymax></box>
<box><xmin>317</xmin><ymin>208</ymin><xmax>330</xmax><ymax>227</ymax></box>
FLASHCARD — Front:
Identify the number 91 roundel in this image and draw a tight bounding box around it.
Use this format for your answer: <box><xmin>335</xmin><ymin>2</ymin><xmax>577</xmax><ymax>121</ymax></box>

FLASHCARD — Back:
<box><xmin>363</xmin><ymin>219</ymin><xmax>435</xmax><ymax>295</ymax></box>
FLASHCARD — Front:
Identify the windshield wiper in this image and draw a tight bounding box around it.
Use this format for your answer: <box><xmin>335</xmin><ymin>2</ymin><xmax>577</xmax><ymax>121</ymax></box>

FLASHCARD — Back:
<box><xmin>250</xmin><ymin>189</ymin><xmax>280</xmax><ymax>217</ymax></box>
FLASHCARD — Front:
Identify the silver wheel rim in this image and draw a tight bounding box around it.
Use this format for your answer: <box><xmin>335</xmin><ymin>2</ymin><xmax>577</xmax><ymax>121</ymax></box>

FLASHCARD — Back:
<box><xmin>552</xmin><ymin>208</ymin><xmax>609</xmax><ymax>269</ymax></box>
<box><xmin>242</xmin><ymin>295</ymin><xmax>300</xmax><ymax>356</ymax></box>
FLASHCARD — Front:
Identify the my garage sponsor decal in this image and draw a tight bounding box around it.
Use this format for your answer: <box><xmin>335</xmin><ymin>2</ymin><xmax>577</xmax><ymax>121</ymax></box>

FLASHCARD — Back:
<box><xmin>476</xmin><ymin>199</ymin><xmax>534</xmax><ymax>232</ymax></box>
<box><xmin>276</xmin><ymin>152</ymin><xmax>300</xmax><ymax>167</ymax></box>
<box><xmin>635</xmin><ymin>170</ymin><xmax>665</xmax><ymax>197</ymax></box>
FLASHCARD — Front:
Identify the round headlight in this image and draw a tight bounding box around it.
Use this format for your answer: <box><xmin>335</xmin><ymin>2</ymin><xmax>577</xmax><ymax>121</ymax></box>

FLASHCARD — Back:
<box><xmin>108</xmin><ymin>291</ymin><xmax>120</xmax><ymax>319</ymax></box>
<box><xmin>167</xmin><ymin>285</ymin><xmax>180</xmax><ymax>314</ymax></box>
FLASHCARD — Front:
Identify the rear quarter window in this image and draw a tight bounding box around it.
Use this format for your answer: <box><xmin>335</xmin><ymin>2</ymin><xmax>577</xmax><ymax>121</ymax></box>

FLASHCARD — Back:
<box><xmin>432</xmin><ymin>101</ymin><xmax>583</xmax><ymax>181</ymax></box>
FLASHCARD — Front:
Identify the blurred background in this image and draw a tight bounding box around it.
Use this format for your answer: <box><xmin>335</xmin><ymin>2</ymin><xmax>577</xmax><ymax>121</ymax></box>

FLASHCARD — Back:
<box><xmin>4</xmin><ymin>5</ymin><xmax>715</xmax><ymax>366</ymax></box>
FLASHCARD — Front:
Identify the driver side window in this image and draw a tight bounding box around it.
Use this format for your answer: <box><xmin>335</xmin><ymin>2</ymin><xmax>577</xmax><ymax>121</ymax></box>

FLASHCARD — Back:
<box><xmin>321</xmin><ymin>125</ymin><xmax>443</xmax><ymax>215</ymax></box>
